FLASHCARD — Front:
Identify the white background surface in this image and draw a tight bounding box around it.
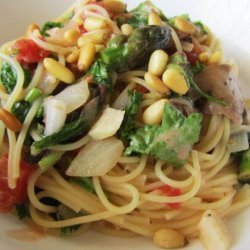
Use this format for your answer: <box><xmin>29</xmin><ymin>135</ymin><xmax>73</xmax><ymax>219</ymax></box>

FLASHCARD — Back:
<box><xmin>0</xmin><ymin>0</ymin><xmax>250</xmax><ymax>249</ymax></box>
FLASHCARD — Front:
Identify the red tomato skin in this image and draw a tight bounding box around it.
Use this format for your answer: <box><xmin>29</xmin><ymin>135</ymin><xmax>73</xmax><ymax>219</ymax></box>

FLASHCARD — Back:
<box><xmin>185</xmin><ymin>52</ymin><xmax>199</xmax><ymax>65</ymax></box>
<box><xmin>0</xmin><ymin>155</ymin><xmax>36</xmax><ymax>213</ymax></box>
<box><xmin>13</xmin><ymin>39</ymin><xmax>50</xmax><ymax>64</ymax></box>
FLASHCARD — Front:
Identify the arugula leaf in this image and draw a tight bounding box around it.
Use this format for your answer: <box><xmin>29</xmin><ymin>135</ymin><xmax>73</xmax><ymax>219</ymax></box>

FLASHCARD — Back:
<box><xmin>31</xmin><ymin>118</ymin><xmax>89</xmax><ymax>155</ymax></box>
<box><xmin>0</xmin><ymin>62</ymin><xmax>17</xmax><ymax>93</ymax></box>
<box><xmin>88</xmin><ymin>59</ymin><xmax>114</xmax><ymax>92</ymax></box>
<box><xmin>16</xmin><ymin>203</ymin><xmax>30</xmax><ymax>220</ymax></box>
<box><xmin>0</xmin><ymin>62</ymin><xmax>31</xmax><ymax>94</ymax></box>
<box><xmin>11</xmin><ymin>100</ymin><xmax>30</xmax><ymax>122</ymax></box>
<box><xmin>61</xmin><ymin>225</ymin><xmax>81</xmax><ymax>236</ymax></box>
<box><xmin>41</xmin><ymin>22</ymin><xmax>63</xmax><ymax>37</ymax></box>
<box><xmin>191</xmin><ymin>61</ymin><xmax>204</xmax><ymax>75</ymax></box>
<box><xmin>168</xmin><ymin>53</ymin><xmax>226</xmax><ymax>105</ymax></box>
<box><xmin>71</xmin><ymin>177</ymin><xmax>95</xmax><ymax>193</ymax></box>
<box><xmin>119</xmin><ymin>91</ymin><xmax>142</xmax><ymax>142</ymax></box>
<box><xmin>125</xmin><ymin>104</ymin><xmax>202</xmax><ymax>167</ymax></box>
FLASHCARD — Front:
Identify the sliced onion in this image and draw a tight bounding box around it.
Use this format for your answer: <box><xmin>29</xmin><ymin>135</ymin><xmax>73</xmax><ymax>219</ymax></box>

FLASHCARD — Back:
<box><xmin>228</xmin><ymin>132</ymin><xmax>249</xmax><ymax>153</ymax></box>
<box><xmin>54</xmin><ymin>80</ymin><xmax>90</xmax><ymax>114</ymax></box>
<box><xmin>88</xmin><ymin>107</ymin><xmax>125</xmax><ymax>140</ymax></box>
<box><xmin>39</xmin><ymin>71</ymin><xmax>58</xmax><ymax>95</ymax></box>
<box><xmin>66</xmin><ymin>137</ymin><xmax>124</xmax><ymax>177</ymax></box>
<box><xmin>46</xmin><ymin>21</ymin><xmax>80</xmax><ymax>47</ymax></box>
<box><xmin>44</xmin><ymin>98</ymin><xmax>67</xmax><ymax>136</ymax></box>
<box><xmin>112</xmin><ymin>83</ymin><xmax>135</xmax><ymax>110</ymax></box>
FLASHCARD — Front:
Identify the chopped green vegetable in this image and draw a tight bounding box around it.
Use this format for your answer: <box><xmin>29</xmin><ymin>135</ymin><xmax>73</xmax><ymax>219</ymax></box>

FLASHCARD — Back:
<box><xmin>41</xmin><ymin>22</ymin><xmax>63</xmax><ymax>37</ymax></box>
<box><xmin>38</xmin><ymin>151</ymin><xmax>64</xmax><ymax>170</ymax></box>
<box><xmin>0</xmin><ymin>62</ymin><xmax>17</xmax><ymax>93</ymax></box>
<box><xmin>25</xmin><ymin>88</ymin><xmax>42</xmax><ymax>103</ymax></box>
<box><xmin>31</xmin><ymin>118</ymin><xmax>89</xmax><ymax>155</ymax></box>
<box><xmin>168</xmin><ymin>53</ymin><xmax>226</xmax><ymax>105</ymax></box>
<box><xmin>119</xmin><ymin>91</ymin><xmax>142</xmax><ymax>142</ymax></box>
<box><xmin>61</xmin><ymin>225</ymin><xmax>80</xmax><ymax>236</ymax></box>
<box><xmin>191</xmin><ymin>62</ymin><xmax>205</xmax><ymax>75</ymax></box>
<box><xmin>193</xmin><ymin>21</ymin><xmax>208</xmax><ymax>35</ymax></box>
<box><xmin>101</xmin><ymin>25</ymin><xmax>171</xmax><ymax>72</ymax></box>
<box><xmin>36</xmin><ymin>104</ymin><xmax>44</xmax><ymax>120</ymax></box>
<box><xmin>88</xmin><ymin>59</ymin><xmax>114</xmax><ymax>92</ymax></box>
<box><xmin>11</xmin><ymin>100</ymin><xmax>30</xmax><ymax>122</ymax></box>
<box><xmin>16</xmin><ymin>203</ymin><xmax>30</xmax><ymax>220</ymax></box>
<box><xmin>125</xmin><ymin>104</ymin><xmax>202</xmax><ymax>167</ymax></box>
<box><xmin>0</xmin><ymin>62</ymin><xmax>31</xmax><ymax>94</ymax></box>
<box><xmin>239</xmin><ymin>149</ymin><xmax>250</xmax><ymax>183</ymax></box>
<box><xmin>72</xmin><ymin>177</ymin><xmax>95</xmax><ymax>193</ymax></box>
<box><xmin>127</xmin><ymin>13</ymin><xmax>148</xmax><ymax>29</ymax></box>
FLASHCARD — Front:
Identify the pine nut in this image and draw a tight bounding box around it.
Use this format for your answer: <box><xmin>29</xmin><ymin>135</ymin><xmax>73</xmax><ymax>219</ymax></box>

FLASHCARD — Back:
<box><xmin>199</xmin><ymin>52</ymin><xmax>210</xmax><ymax>63</ymax></box>
<box><xmin>78</xmin><ymin>43</ymin><xmax>96</xmax><ymax>72</ymax></box>
<box><xmin>103</xmin><ymin>0</ymin><xmax>126</xmax><ymax>14</ymax></box>
<box><xmin>95</xmin><ymin>44</ymin><xmax>105</xmax><ymax>52</ymax></box>
<box><xmin>148</xmin><ymin>12</ymin><xmax>162</xmax><ymax>25</ymax></box>
<box><xmin>174</xmin><ymin>17</ymin><xmax>197</xmax><ymax>34</ymax></box>
<box><xmin>148</xmin><ymin>50</ymin><xmax>169</xmax><ymax>76</ymax></box>
<box><xmin>26</xmin><ymin>23</ymin><xmax>39</xmax><ymax>36</ymax></box>
<box><xmin>153</xmin><ymin>228</ymin><xmax>186</xmax><ymax>249</ymax></box>
<box><xmin>63</xmin><ymin>30</ymin><xmax>81</xmax><ymax>44</ymax></box>
<box><xmin>43</xmin><ymin>58</ymin><xmax>75</xmax><ymax>84</ymax></box>
<box><xmin>66</xmin><ymin>50</ymin><xmax>80</xmax><ymax>63</ymax></box>
<box><xmin>121</xmin><ymin>24</ymin><xmax>134</xmax><ymax>36</ymax></box>
<box><xmin>162</xmin><ymin>68</ymin><xmax>189</xmax><ymax>95</ymax></box>
<box><xmin>77</xmin><ymin>30</ymin><xmax>107</xmax><ymax>47</ymax></box>
<box><xmin>143</xmin><ymin>99</ymin><xmax>168</xmax><ymax>125</ymax></box>
<box><xmin>208</xmin><ymin>50</ymin><xmax>223</xmax><ymax>65</ymax></box>
<box><xmin>0</xmin><ymin>108</ymin><xmax>22</xmax><ymax>132</ymax></box>
<box><xmin>84</xmin><ymin>17</ymin><xmax>107</xmax><ymax>31</ymax></box>
<box><xmin>145</xmin><ymin>72</ymin><xmax>170</xmax><ymax>95</ymax></box>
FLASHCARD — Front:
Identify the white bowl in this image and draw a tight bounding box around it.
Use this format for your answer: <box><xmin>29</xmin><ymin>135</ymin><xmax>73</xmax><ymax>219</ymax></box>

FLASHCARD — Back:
<box><xmin>0</xmin><ymin>1</ymin><xmax>249</xmax><ymax>249</ymax></box>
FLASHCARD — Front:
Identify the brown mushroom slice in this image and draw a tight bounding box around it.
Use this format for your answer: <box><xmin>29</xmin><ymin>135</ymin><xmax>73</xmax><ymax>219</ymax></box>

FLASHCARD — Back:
<box><xmin>194</xmin><ymin>64</ymin><xmax>244</xmax><ymax>124</ymax></box>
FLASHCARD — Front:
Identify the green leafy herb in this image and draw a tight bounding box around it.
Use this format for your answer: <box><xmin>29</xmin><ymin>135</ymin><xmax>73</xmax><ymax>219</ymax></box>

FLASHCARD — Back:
<box><xmin>72</xmin><ymin>177</ymin><xmax>95</xmax><ymax>193</ymax></box>
<box><xmin>11</xmin><ymin>100</ymin><xmax>30</xmax><ymax>122</ymax></box>
<box><xmin>239</xmin><ymin>149</ymin><xmax>250</xmax><ymax>184</ymax></box>
<box><xmin>88</xmin><ymin>59</ymin><xmax>114</xmax><ymax>92</ymax></box>
<box><xmin>101</xmin><ymin>25</ymin><xmax>171</xmax><ymax>72</ymax></box>
<box><xmin>119</xmin><ymin>91</ymin><xmax>142</xmax><ymax>142</ymax></box>
<box><xmin>61</xmin><ymin>225</ymin><xmax>81</xmax><ymax>236</ymax></box>
<box><xmin>0</xmin><ymin>62</ymin><xmax>17</xmax><ymax>93</ymax></box>
<box><xmin>41</xmin><ymin>22</ymin><xmax>63</xmax><ymax>37</ymax></box>
<box><xmin>168</xmin><ymin>53</ymin><xmax>226</xmax><ymax>105</ymax></box>
<box><xmin>31</xmin><ymin>118</ymin><xmax>89</xmax><ymax>155</ymax></box>
<box><xmin>0</xmin><ymin>62</ymin><xmax>31</xmax><ymax>94</ymax></box>
<box><xmin>191</xmin><ymin>62</ymin><xmax>205</xmax><ymax>75</ymax></box>
<box><xmin>193</xmin><ymin>21</ymin><xmax>208</xmax><ymax>35</ymax></box>
<box><xmin>16</xmin><ymin>203</ymin><xmax>30</xmax><ymax>220</ymax></box>
<box><xmin>125</xmin><ymin>104</ymin><xmax>202</xmax><ymax>167</ymax></box>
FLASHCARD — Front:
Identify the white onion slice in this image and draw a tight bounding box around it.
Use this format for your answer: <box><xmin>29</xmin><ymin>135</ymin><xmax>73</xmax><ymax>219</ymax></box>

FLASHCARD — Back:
<box><xmin>66</xmin><ymin>137</ymin><xmax>124</xmax><ymax>177</ymax></box>
<box><xmin>112</xmin><ymin>83</ymin><xmax>135</xmax><ymax>110</ymax></box>
<box><xmin>54</xmin><ymin>80</ymin><xmax>90</xmax><ymax>114</ymax></box>
<box><xmin>44</xmin><ymin>98</ymin><xmax>67</xmax><ymax>136</ymax></box>
<box><xmin>88</xmin><ymin>108</ymin><xmax>125</xmax><ymax>140</ymax></box>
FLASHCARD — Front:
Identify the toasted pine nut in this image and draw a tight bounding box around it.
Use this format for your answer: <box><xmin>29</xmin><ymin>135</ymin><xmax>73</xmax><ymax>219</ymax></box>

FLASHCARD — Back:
<box><xmin>162</xmin><ymin>68</ymin><xmax>189</xmax><ymax>95</ymax></box>
<box><xmin>95</xmin><ymin>44</ymin><xmax>105</xmax><ymax>52</ymax></box>
<box><xmin>145</xmin><ymin>72</ymin><xmax>170</xmax><ymax>95</ymax></box>
<box><xmin>43</xmin><ymin>58</ymin><xmax>75</xmax><ymax>84</ymax></box>
<box><xmin>63</xmin><ymin>30</ymin><xmax>81</xmax><ymax>44</ymax></box>
<box><xmin>174</xmin><ymin>17</ymin><xmax>197</xmax><ymax>34</ymax></box>
<box><xmin>199</xmin><ymin>52</ymin><xmax>210</xmax><ymax>63</ymax></box>
<box><xmin>26</xmin><ymin>24</ymin><xmax>39</xmax><ymax>36</ymax></box>
<box><xmin>153</xmin><ymin>228</ymin><xmax>186</xmax><ymax>249</ymax></box>
<box><xmin>66</xmin><ymin>50</ymin><xmax>80</xmax><ymax>63</ymax></box>
<box><xmin>208</xmin><ymin>50</ymin><xmax>223</xmax><ymax>65</ymax></box>
<box><xmin>0</xmin><ymin>108</ymin><xmax>22</xmax><ymax>132</ymax></box>
<box><xmin>148</xmin><ymin>50</ymin><xmax>169</xmax><ymax>77</ymax></box>
<box><xmin>103</xmin><ymin>0</ymin><xmax>126</xmax><ymax>14</ymax></box>
<box><xmin>143</xmin><ymin>99</ymin><xmax>168</xmax><ymax>125</ymax></box>
<box><xmin>77</xmin><ymin>30</ymin><xmax>107</xmax><ymax>47</ymax></box>
<box><xmin>84</xmin><ymin>17</ymin><xmax>107</xmax><ymax>31</ymax></box>
<box><xmin>78</xmin><ymin>43</ymin><xmax>96</xmax><ymax>72</ymax></box>
<box><xmin>121</xmin><ymin>24</ymin><xmax>134</xmax><ymax>36</ymax></box>
<box><xmin>148</xmin><ymin>12</ymin><xmax>162</xmax><ymax>25</ymax></box>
